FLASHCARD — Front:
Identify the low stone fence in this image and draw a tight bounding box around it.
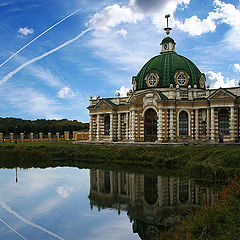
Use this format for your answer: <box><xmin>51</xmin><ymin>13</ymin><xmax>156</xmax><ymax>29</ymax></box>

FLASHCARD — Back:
<box><xmin>0</xmin><ymin>131</ymin><xmax>89</xmax><ymax>142</ymax></box>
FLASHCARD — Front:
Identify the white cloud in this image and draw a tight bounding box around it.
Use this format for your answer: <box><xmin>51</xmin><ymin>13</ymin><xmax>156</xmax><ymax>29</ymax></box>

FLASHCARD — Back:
<box><xmin>57</xmin><ymin>186</ymin><xmax>74</xmax><ymax>198</ymax></box>
<box><xmin>233</xmin><ymin>63</ymin><xmax>240</xmax><ymax>72</ymax></box>
<box><xmin>175</xmin><ymin>14</ymin><xmax>216</xmax><ymax>36</ymax></box>
<box><xmin>18</xmin><ymin>26</ymin><xmax>34</xmax><ymax>36</ymax></box>
<box><xmin>57</xmin><ymin>87</ymin><xmax>74</xmax><ymax>99</ymax></box>
<box><xmin>114</xmin><ymin>29</ymin><xmax>127</xmax><ymax>37</ymax></box>
<box><xmin>115</xmin><ymin>86</ymin><xmax>130</xmax><ymax>97</ymax></box>
<box><xmin>174</xmin><ymin>0</ymin><xmax>240</xmax><ymax>39</ymax></box>
<box><xmin>88</xmin><ymin>4</ymin><xmax>144</xmax><ymax>31</ymax></box>
<box><xmin>206</xmin><ymin>71</ymin><xmax>236</xmax><ymax>88</ymax></box>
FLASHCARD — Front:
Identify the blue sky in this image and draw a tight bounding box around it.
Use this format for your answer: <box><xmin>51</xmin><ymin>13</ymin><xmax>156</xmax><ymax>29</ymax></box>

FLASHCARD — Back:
<box><xmin>0</xmin><ymin>0</ymin><xmax>240</xmax><ymax>122</ymax></box>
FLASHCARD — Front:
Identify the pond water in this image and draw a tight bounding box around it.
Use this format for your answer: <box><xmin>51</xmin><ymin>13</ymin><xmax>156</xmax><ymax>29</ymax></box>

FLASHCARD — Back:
<box><xmin>0</xmin><ymin>166</ymin><xmax>218</xmax><ymax>240</ymax></box>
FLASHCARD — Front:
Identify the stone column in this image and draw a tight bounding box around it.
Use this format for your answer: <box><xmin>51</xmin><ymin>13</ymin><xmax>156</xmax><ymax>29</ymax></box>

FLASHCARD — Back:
<box><xmin>9</xmin><ymin>133</ymin><xmax>14</xmax><ymax>142</ymax></box>
<box><xmin>118</xmin><ymin>172</ymin><xmax>121</xmax><ymax>194</ymax></box>
<box><xmin>157</xmin><ymin>108</ymin><xmax>163</xmax><ymax>142</ymax></box>
<box><xmin>169</xmin><ymin>177</ymin><xmax>174</xmax><ymax>206</ymax></box>
<box><xmin>195</xmin><ymin>109</ymin><xmax>199</xmax><ymax>141</ymax></box>
<box><xmin>96</xmin><ymin>114</ymin><xmax>100</xmax><ymax>141</ymax></box>
<box><xmin>39</xmin><ymin>132</ymin><xmax>43</xmax><ymax>141</ymax></box>
<box><xmin>230</xmin><ymin>107</ymin><xmax>235</xmax><ymax>141</ymax></box>
<box><xmin>206</xmin><ymin>108</ymin><xmax>210</xmax><ymax>139</ymax></box>
<box><xmin>132</xmin><ymin>110</ymin><xmax>135</xmax><ymax>141</ymax></box>
<box><xmin>157</xmin><ymin>176</ymin><xmax>163</xmax><ymax>206</ymax></box>
<box><xmin>0</xmin><ymin>133</ymin><xmax>3</xmax><ymax>142</ymax></box>
<box><xmin>64</xmin><ymin>131</ymin><xmax>69</xmax><ymax>141</ymax></box>
<box><xmin>30</xmin><ymin>133</ymin><xmax>34</xmax><ymax>141</ymax></box>
<box><xmin>48</xmin><ymin>132</ymin><xmax>51</xmax><ymax>141</ymax></box>
<box><xmin>110</xmin><ymin>171</ymin><xmax>114</xmax><ymax>194</ymax></box>
<box><xmin>110</xmin><ymin>113</ymin><xmax>113</xmax><ymax>141</ymax></box>
<box><xmin>89</xmin><ymin>115</ymin><xmax>93</xmax><ymax>141</ymax></box>
<box><xmin>56</xmin><ymin>132</ymin><xmax>60</xmax><ymax>141</ymax></box>
<box><xmin>169</xmin><ymin>109</ymin><xmax>174</xmax><ymax>141</ymax></box>
<box><xmin>132</xmin><ymin>174</ymin><xmax>136</xmax><ymax>203</ymax></box>
<box><xmin>210</xmin><ymin>107</ymin><xmax>215</xmax><ymax>141</ymax></box>
<box><xmin>117</xmin><ymin>113</ymin><xmax>121</xmax><ymax>141</ymax></box>
<box><xmin>96</xmin><ymin>170</ymin><xmax>100</xmax><ymax>192</ymax></box>
<box><xmin>126</xmin><ymin>113</ymin><xmax>129</xmax><ymax>140</ymax></box>
<box><xmin>20</xmin><ymin>133</ymin><xmax>24</xmax><ymax>142</ymax></box>
<box><xmin>129</xmin><ymin>111</ymin><xmax>132</xmax><ymax>140</ymax></box>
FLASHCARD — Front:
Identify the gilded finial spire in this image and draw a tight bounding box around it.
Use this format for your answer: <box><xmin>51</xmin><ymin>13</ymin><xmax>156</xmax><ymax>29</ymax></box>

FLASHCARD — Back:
<box><xmin>164</xmin><ymin>14</ymin><xmax>172</xmax><ymax>35</ymax></box>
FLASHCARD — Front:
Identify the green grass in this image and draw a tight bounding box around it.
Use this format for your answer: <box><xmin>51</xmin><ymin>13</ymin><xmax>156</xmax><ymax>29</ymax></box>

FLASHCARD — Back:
<box><xmin>157</xmin><ymin>179</ymin><xmax>240</xmax><ymax>240</ymax></box>
<box><xmin>0</xmin><ymin>141</ymin><xmax>240</xmax><ymax>179</ymax></box>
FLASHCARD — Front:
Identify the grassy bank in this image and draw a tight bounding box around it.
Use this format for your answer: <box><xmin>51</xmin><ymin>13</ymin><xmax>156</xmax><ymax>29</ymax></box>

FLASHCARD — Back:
<box><xmin>0</xmin><ymin>141</ymin><xmax>240</xmax><ymax>179</ymax></box>
<box><xmin>157</xmin><ymin>179</ymin><xmax>240</xmax><ymax>240</ymax></box>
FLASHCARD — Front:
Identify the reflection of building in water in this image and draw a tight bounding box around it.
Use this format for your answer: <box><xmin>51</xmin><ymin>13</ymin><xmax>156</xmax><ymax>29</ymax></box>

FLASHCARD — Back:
<box><xmin>89</xmin><ymin>169</ymin><xmax>214</xmax><ymax>239</ymax></box>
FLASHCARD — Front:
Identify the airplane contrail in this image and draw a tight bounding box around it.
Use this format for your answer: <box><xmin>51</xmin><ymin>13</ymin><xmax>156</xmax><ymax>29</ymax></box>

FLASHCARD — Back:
<box><xmin>0</xmin><ymin>28</ymin><xmax>92</xmax><ymax>85</ymax></box>
<box><xmin>0</xmin><ymin>216</ymin><xmax>28</xmax><ymax>240</ymax></box>
<box><xmin>0</xmin><ymin>8</ymin><xmax>81</xmax><ymax>68</ymax></box>
<box><xmin>0</xmin><ymin>201</ymin><xmax>64</xmax><ymax>240</ymax></box>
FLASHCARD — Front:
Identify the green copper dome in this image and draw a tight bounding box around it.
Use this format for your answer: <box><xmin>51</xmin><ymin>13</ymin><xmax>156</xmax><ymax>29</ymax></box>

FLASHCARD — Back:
<box><xmin>134</xmin><ymin>52</ymin><xmax>205</xmax><ymax>91</ymax></box>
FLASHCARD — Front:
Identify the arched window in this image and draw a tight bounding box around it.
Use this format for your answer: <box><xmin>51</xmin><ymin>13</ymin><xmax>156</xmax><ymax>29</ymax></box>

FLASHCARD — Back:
<box><xmin>104</xmin><ymin>115</ymin><xmax>110</xmax><ymax>135</ymax></box>
<box><xmin>178</xmin><ymin>180</ymin><xmax>189</xmax><ymax>204</ymax></box>
<box><xmin>144</xmin><ymin>176</ymin><xmax>158</xmax><ymax>205</ymax></box>
<box><xmin>218</xmin><ymin>109</ymin><xmax>229</xmax><ymax>135</ymax></box>
<box><xmin>179</xmin><ymin>111</ymin><xmax>188</xmax><ymax>136</ymax></box>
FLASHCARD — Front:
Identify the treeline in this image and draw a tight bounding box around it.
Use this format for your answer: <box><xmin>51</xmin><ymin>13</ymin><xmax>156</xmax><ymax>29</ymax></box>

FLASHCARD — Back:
<box><xmin>0</xmin><ymin>118</ymin><xmax>89</xmax><ymax>136</ymax></box>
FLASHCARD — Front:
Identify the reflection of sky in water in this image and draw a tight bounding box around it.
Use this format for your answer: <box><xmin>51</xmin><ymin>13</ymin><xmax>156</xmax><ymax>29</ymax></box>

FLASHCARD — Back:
<box><xmin>0</xmin><ymin>168</ymin><xmax>137</xmax><ymax>240</ymax></box>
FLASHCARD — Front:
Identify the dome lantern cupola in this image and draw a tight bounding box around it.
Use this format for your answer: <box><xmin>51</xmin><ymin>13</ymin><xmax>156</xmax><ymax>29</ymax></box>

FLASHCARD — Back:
<box><xmin>161</xmin><ymin>14</ymin><xmax>176</xmax><ymax>54</ymax></box>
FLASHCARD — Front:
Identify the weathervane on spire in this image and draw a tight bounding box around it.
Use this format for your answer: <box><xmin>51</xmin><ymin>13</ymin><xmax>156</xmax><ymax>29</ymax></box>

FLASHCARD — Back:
<box><xmin>164</xmin><ymin>14</ymin><xmax>172</xmax><ymax>35</ymax></box>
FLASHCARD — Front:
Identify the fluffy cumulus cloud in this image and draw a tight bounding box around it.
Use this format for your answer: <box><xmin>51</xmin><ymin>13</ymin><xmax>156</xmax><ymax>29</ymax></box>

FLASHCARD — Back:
<box><xmin>115</xmin><ymin>86</ymin><xmax>130</xmax><ymax>97</ymax></box>
<box><xmin>88</xmin><ymin>4</ymin><xmax>144</xmax><ymax>32</ymax></box>
<box><xmin>57</xmin><ymin>87</ymin><xmax>74</xmax><ymax>99</ymax></box>
<box><xmin>206</xmin><ymin>71</ymin><xmax>236</xmax><ymax>88</ymax></box>
<box><xmin>233</xmin><ymin>63</ymin><xmax>240</xmax><ymax>72</ymax></box>
<box><xmin>18</xmin><ymin>26</ymin><xmax>34</xmax><ymax>36</ymax></box>
<box><xmin>175</xmin><ymin>0</ymin><xmax>240</xmax><ymax>37</ymax></box>
<box><xmin>88</xmin><ymin>0</ymin><xmax>191</xmax><ymax>33</ymax></box>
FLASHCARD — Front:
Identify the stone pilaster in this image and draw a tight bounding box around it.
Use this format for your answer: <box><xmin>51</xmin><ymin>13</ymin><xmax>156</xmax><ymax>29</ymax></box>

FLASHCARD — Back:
<box><xmin>110</xmin><ymin>171</ymin><xmax>114</xmax><ymax>194</ymax></box>
<box><xmin>64</xmin><ymin>131</ymin><xmax>69</xmax><ymax>141</ymax></box>
<box><xmin>157</xmin><ymin>108</ymin><xmax>163</xmax><ymax>142</ymax></box>
<box><xmin>20</xmin><ymin>133</ymin><xmax>24</xmax><ymax>142</ymax></box>
<box><xmin>39</xmin><ymin>132</ymin><xmax>43</xmax><ymax>142</ymax></box>
<box><xmin>230</xmin><ymin>106</ymin><xmax>235</xmax><ymax>141</ymax></box>
<box><xmin>96</xmin><ymin>114</ymin><xmax>100</xmax><ymax>141</ymax></box>
<box><xmin>89</xmin><ymin>115</ymin><xmax>93</xmax><ymax>141</ymax></box>
<box><xmin>206</xmin><ymin>108</ymin><xmax>210</xmax><ymax>139</ymax></box>
<box><xmin>132</xmin><ymin>110</ymin><xmax>135</xmax><ymax>141</ymax></box>
<box><xmin>126</xmin><ymin>113</ymin><xmax>129</xmax><ymax>140</ymax></box>
<box><xmin>117</xmin><ymin>113</ymin><xmax>121</xmax><ymax>141</ymax></box>
<box><xmin>30</xmin><ymin>133</ymin><xmax>34</xmax><ymax>141</ymax></box>
<box><xmin>169</xmin><ymin>177</ymin><xmax>174</xmax><ymax>205</ymax></box>
<box><xmin>48</xmin><ymin>132</ymin><xmax>51</xmax><ymax>141</ymax></box>
<box><xmin>195</xmin><ymin>109</ymin><xmax>199</xmax><ymax>141</ymax></box>
<box><xmin>169</xmin><ymin>109</ymin><xmax>174</xmax><ymax>141</ymax></box>
<box><xmin>110</xmin><ymin>113</ymin><xmax>113</xmax><ymax>141</ymax></box>
<box><xmin>210</xmin><ymin>107</ymin><xmax>215</xmax><ymax>141</ymax></box>
<box><xmin>56</xmin><ymin>132</ymin><xmax>60</xmax><ymax>141</ymax></box>
<box><xmin>10</xmin><ymin>133</ymin><xmax>14</xmax><ymax>142</ymax></box>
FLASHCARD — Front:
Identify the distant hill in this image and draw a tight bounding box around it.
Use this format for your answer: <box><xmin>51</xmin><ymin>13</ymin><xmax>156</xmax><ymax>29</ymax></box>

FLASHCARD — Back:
<box><xmin>0</xmin><ymin>118</ymin><xmax>89</xmax><ymax>136</ymax></box>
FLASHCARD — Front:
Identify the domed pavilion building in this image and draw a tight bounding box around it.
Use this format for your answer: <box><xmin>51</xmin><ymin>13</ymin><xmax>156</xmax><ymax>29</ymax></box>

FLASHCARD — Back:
<box><xmin>88</xmin><ymin>20</ymin><xmax>240</xmax><ymax>143</ymax></box>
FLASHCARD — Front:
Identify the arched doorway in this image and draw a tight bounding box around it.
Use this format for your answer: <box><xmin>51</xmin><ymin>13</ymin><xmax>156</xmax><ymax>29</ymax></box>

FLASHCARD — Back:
<box><xmin>144</xmin><ymin>108</ymin><xmax>157</xmax><ymax>142</ymax></box>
